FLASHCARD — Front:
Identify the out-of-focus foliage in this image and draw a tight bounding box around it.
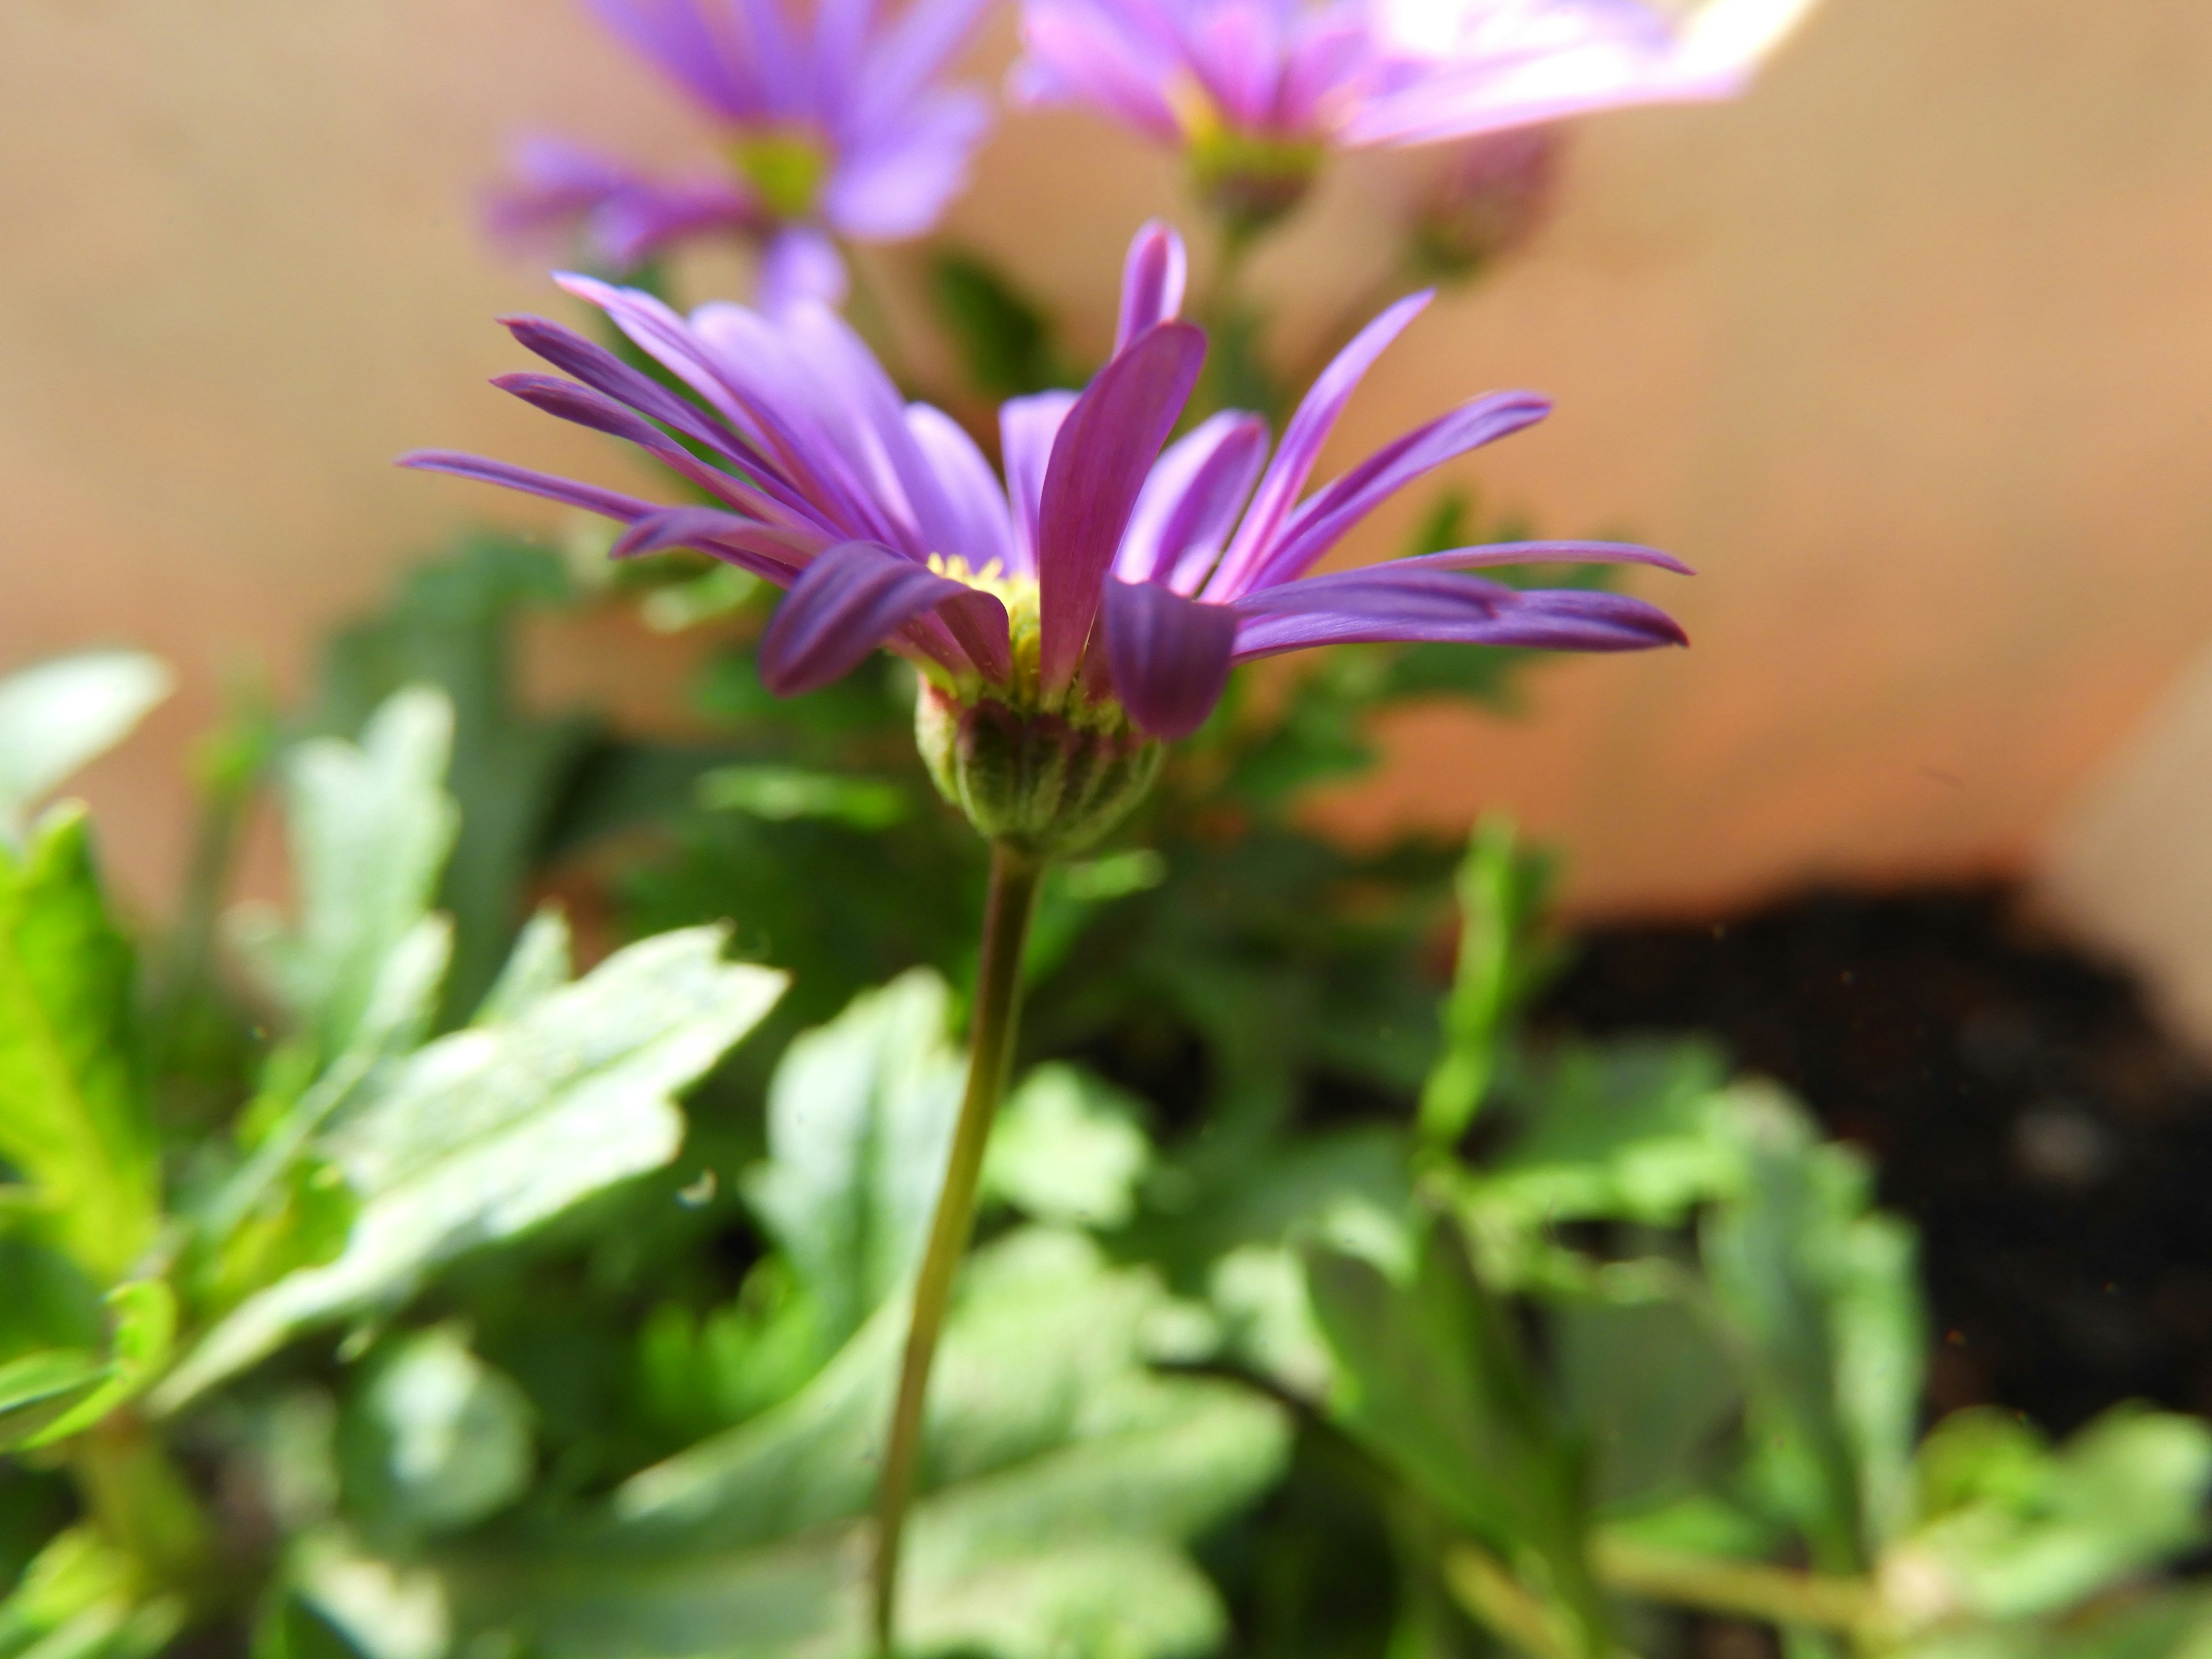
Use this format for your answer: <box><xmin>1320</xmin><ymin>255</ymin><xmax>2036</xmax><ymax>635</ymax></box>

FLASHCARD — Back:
<box><xmin>9</xmin><ymin>540</ymin><xmax>2212</xmax><ymax>1659</ymax></box>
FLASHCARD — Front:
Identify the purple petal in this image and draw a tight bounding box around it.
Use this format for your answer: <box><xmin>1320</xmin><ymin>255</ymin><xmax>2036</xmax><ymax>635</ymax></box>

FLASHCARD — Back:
<box><xmin>758</xmin><ymin>540</ymin><xmax>1007</xmax><ymax>694</ymax></box>
<box><xmin>1012</xmin><ymin>1</ymin><xmax>1184</xmax><ymax>140</ymax></box>
<box><xmin>999</xmin><ymin>390</ymin><xmax>1078</xmax><ymax>577</ymax></box>
<box><xmin>824</xmin><ymin>89</ymin><xmax>991</xmax><ymax>238</ymax></box>
<box><xmin>759</xmin><ymin>226</ymin><xmax>851</xmax><ymax>314</ymax></box>
<box><xmin>1183</xmin><ymin>0</ymin><xmax>1285</xmax><ymax>130</ymax></box>
<box><xmin>608</xmin><ymin>506</ymin><xmax>818</xmax><ymax>582</ymax></box>
<box><xmin>501</xmin><ymin>313</ymin><xmax>774</xmax><ymax>474</ymax></box>
<box><xmin>1231</xmin><ymin>573</ymin><xmax>1685</xmax><ymax>660</ymax></box>
<box><xmin>582</xmin><ymin>0</ymin><xmax>763</xmax><ymax>118</ymax></box>
<box><xmin>1241</xmin><ymin>391</ymin><xmax>1552</xmax><ymax>592</ymax></box>
<box><xmin>857</xmin><ymin>0</ymin><xmax>994</xmax><ymax>115</ymax></box>
<box><xmin>1383</xmin><ymin>539</ymin><xmax>1694</xmax><ymax>577</ymax></box>
<box><xmin>1116</xmin><ymin>221</ymin><xmax>1189</xmax><ymax>353</ymax></box>
<box><xmin>490</xmin><ymin>371</ymin><xmax>787</xmax><ymax>521</ymax></box>
<box><xmin>1202</xmin><ymin>290</ymin><xmax>1433</xmax><ymax>601</ymax></box>
<box><xmin>1115</xmin><ymin>410</ymin><xmax>1269</xmax><ymax>590</ymax></box>
<box><xmin>1275</xmin><ymin>14</ymin><xmax>1369</xmax><ymax>133</ymax></box>
<box><xmin>558</xmin><ymin>274</ymin><xmax>767</xmax><ymax>442</ymax></box>
<box><xmin>1035</xmin><ymin>323</ymin><xmax>1207</xmax><ymax>693</ymax></box>
<box><xmin>395</xmin><ymin>451</ymin><xmax>659</xmax><ymax>523</ymax></box>
<box><xmin>588</xmin><ymin>176</ymin><xmax>757</xmax><ymax>270</ymax></box>
<box><xmin>1103</xmin><ymin>579</ymin><xmax>1240</xmax><ymax>740</ymax></box>
<box><xmin>906</xmin><ymin>404</ymin><xmax>1017</xmax><ymax>572</ymax></box>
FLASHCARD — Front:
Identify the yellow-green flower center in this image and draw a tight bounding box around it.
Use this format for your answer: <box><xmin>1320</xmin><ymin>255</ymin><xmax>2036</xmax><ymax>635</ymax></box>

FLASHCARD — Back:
<box><xmin>732</xmin><ymin>127</ymin><xmax>831</xmax><ymax>221</ymax></box>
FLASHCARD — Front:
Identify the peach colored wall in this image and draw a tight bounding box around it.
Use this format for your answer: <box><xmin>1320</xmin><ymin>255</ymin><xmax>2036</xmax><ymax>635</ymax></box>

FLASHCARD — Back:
<box><xmin>6</xmin><ymin>0</ymin><xmax>2212</xmax><ymax>921</ymax></box>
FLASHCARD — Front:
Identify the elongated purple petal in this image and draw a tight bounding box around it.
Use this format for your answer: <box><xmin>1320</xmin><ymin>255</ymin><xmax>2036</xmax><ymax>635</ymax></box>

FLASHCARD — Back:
<box><xmin>1232</xmin><ymin>578</ymin><xmax>1685</xmax><ymax>660</ymax></box>
<box><xmin>609</xmin><ymin>507</ymin><xmax>817</xmax><ymax>582</ymax></box>
<box><xmin>1036</xmin><ymin>323</ymin><xmax>1206</xmax><ymax>692</ymax></box>
<box><xmin>759</xmin><ymin>226</ymin><xmax>851</xmax><ymax>314</ymax></box>
<box><xmin>1116</xmin><ymin>221</ymin><xmax>1189</xmax><ymax>353</ymax></box>
<box><xmin>1370</xmin><ymin>540</ymin><xmax>1694</xmax><ymax>577</ymax></box>
<box><xmin>502</xmin><ymin>313</ymin><xmax>761</xmax><ymax>471</ymax></box>
<box><xmin>1115</xmin><ymin>410</ymin><xmax>1269</xmax><ymax>589</ymax></box>
<box><xmin>824</xmin><ymin>90</ymin><xmax>991</xmax><ymax>237</ymax></box>
<box><xmin>859</xmin><ymin>0</ymin><xmax>994</xmax><ymax>112</ymax></box>
<box><xmin>759</xmin><ymin>540</ymin><xmax>1007</xmax><ymax>694</ymax></box>
<box><xmin>1203</xmin><ymin>290</ymin><xmax>1434</xmax><ymax>601</ymax></box>
<box><xmin>1103</xmin><ymin>579</ymin><xmax>1240</xmax><ymax>740</ymax></box>
<box><xmin>589</xmin><ymin>177</ymin><xmax>757</xmax><ymax>270</ymax></box>
<box><xmin>395</xmin><ymin>450</ymin><xmax>658</xmax><ymax>524</ymax></box>
<box><xmin>906</xmin><ymin>404</ymin><xmax>1017</xmax><ymax>572</ymax></box>
<box><xmin>492</xmin><ymin>372</ymin><xmax>793</xmax><ymax>524</ymax></box>
<box><xmin>1243</xmin><ymin>391</ymin><xmax>1552</xmax><ymax>591</ymax></box>
<box><xmin>1012</xmin><ymin>2</ymin><xmax>1184</xmax><ymax>140</ymax></box>
<box><xmin>1000</xmin><ymin>390</ymin><xmax>1077</xmax><ymax>577</ymax></box>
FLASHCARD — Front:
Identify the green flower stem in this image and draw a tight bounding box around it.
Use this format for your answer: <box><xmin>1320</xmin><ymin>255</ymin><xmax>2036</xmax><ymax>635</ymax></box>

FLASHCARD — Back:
<box><xmin>1588</xmin><ymin>1535</ymin><xmax>1877</xmax><ymax>1633</ymax></box>
<box><xmin>872</xmin><ymin>840</ymin><xmax>1044</xmax><ymax>1653</ymax></box>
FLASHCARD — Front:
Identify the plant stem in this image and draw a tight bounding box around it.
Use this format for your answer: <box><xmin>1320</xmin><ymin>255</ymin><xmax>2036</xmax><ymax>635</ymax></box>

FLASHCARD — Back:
<box><xmin>1589</xmin><ymin>1535</ymin><xmax>1876</xmax><ymax>1633</ymax></box>
<box><xmin>871</xmin><ymin>841</ymin><xmax>1044</xmax><ymax>1653</ymax></box>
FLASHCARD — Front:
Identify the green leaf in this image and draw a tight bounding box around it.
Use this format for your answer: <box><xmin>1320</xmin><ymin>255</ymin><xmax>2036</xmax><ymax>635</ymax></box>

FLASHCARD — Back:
<box><xmin>0</xmin><ymin>1527</ymin><xmax>184</xmax><ymax>1659</ymax></box>
<box><xmin>1552</xmin><ymin>1296</ymin><xmax>1741</xmax><ymax>1516</ymax></box>
<box><xmin>983</xmin><ymin>1063</ymin><xmax>1152</xmax><ymax>1230</ymax></box>
<box><xmin>926</xmin><ymin>249</ymin><xmax>1077</xmax><ymax>397</ymax></box>
<box><xmin>0</xmin><ymin>652</ymin><xmax>171</xmax><ymax>843</ymax></box>
<box><xmin>230</xmin><ymin>688</ymin><xmax>460</xmax><ymax>1059</ymax></box>
<box><xmin>1700</xmin><ymin>1084</ymin><xmax>1926</xmax><ymax>1571</ymax></box>
<box><xmin>0</xmin><ymin>806</ymin><xmax>160</xmax><ymax>1283</ymax></box>
<box><xmin>13</xmin><ymin>1279</ymin><xmax>176</xmax><ymax>1448</ymax></box>
<box><xmin>313</xmin><ymin>532</ymin><xmax>592</xmax><ymax>1020</ymax></box>
<box><xmin>1304</xmin><ymin>1217</ymin><xmax>1608</xmax><ymax>1658</ymax></box>
<box><xmin>743</xmin><ymin>970</ymin><xmax>964</xmax><ymax>1350</ymax></box>
<box><xmin>343</xmin><ymin>1325</ymin><xmax>535</xmax><ymax>1535</ymax></box>
<box><xmin>0</xmin><ymin>1350</ymin><xmax>107</xmax><ymax>1448</ymax></box>
<box><xmin>697</xmin><ymin>764</ymin><xmax>910</xmax><ymax>830</ymax></box>
<box><xmin>1476</xmin><ymin>1039</ymin><xmax>1739</xmax><ymax>1232</ymax></box>
<box><xmin>1893</xmin><ymin>1406</ymin><xmax>2212</xmax><ymax>1622</ymax></box>
<box><xmin>447</xmin><ymin>1230</ymin><xmax>1288</xmax><ymax>1659</ymax></box>
<box><xmin>1418</xmin><ymin>819</ymin><xmax>1562</xmax><ymax>1147</ymax></box>
<box><xmin>154</xmin><ymin>926</ymin><xmax>786</xmax><ymax>1410</ymax></box>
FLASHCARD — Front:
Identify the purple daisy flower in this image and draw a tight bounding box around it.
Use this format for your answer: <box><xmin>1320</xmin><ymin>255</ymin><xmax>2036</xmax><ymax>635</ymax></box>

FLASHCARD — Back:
<box><xmin>490</xmin><ymin>0</ymin><xmax>995</xmax><ymax>311</ymax></box>
<box><xmin>1012</xmin><ymin>0</ymin><xmax>1817</xmax><ymax>219</ymax></box>
<box><xmin>403</xmin><ymin>221</ymin><xmax>1683</xmax><ymax>764</ymax></box>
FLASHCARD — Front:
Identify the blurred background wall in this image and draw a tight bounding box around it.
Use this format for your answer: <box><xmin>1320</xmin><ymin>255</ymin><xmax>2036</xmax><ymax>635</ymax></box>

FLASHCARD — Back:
<box><xmin>6</xmin><ymin>0</ymin><xmax>2212</xmax><ymax>1017</ymax></box>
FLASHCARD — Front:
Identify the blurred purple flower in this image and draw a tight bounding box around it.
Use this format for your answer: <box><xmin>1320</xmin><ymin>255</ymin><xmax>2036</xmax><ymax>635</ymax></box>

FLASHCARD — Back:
<box><xmin>1012</xmin><ymin>0</ymin><xmax>1817</xmax><ymax>222</ymax></box>
<box><xmin>403</xmin><ymin>221</ymin><xmax>1685</xmax><ymax>744</ymax></box>
<box><xmin>490</xmin><ymin>0</ymin><xmax>994</xmax><ymax>310</ymax></box>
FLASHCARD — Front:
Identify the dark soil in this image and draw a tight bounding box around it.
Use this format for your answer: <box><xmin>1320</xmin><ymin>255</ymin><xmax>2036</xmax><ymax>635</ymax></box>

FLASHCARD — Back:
<box><xmin>1540</xmin><ymin>882</ymin><xmax>2212</xmax><ymax>1435</ymax></box>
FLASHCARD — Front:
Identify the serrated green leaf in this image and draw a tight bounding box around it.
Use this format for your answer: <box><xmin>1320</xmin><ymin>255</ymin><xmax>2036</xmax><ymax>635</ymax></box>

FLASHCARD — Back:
<box><xmin>983</xmin><ymin>1063</ymin><xmax>1152</xmax><ymax>1230</ymax></box>
<box><xmin>447</xmin><ymin>1229</ymin><xmax>1288</xmax><ymax>1659</ymax></box>
<box><xmin>1553</xmin><ymin>1296</ymin><xmax>1741</xmax><ymax>1516</ymax></box>
<box><xmin>743</xmin><ymin>970</ymin><xmax>963</xmax><ymax>1349</ymax></box>
<box><xmin>0</xmin><ymin>806</ymin><xmax>159</xmax><ymax>1283</ymax></box>
<box><xmin>313</xmin><ymin>533</ymin><xmax>592</xmax><ymax>1020</ymax></box>
<box><xmin>1304</xmin><ymin>1218</ymin><xmax>1606</xmax><ymax>1656</ymax></box>
<box><xmin>1893</xmin><ymin>1407</ymin><xmax>2212</xmax><ymax>1623</ymax></box>
<box><xmin>1478</xmin><ymin>1039</ymin><xmax>1738</xmax><ymax>1230</ymax></box>
<box><xmin>343</xmin><ymin>1326</ymin><xmax>534</xmax><ymax>1535</ymax></box>
<box><xmin>1701</xmin><ymin>1084</ymin><xmax>1926</xmax><ymax>1572</ymax></box>
<box><xmin>154</xmin><ymin>927</ymin><xmax>786</xmax><ymax>1410</ymax></box>
<box><xmin>0</xmin><ymin>653</ymin><xmax>171</xmax><ymax>843</ymax></box>
<box><xmin>229</xmin><ymin>688</ymin><xmax>459</xmax><ymax>1059</ymax></box>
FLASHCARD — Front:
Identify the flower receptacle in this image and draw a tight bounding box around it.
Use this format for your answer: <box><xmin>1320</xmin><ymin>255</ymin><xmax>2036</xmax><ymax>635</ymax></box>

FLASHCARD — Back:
<box><xmin>915</xmin><ymin>684</ymin><xmax>1164</xmax><ymax>857</ymax></box>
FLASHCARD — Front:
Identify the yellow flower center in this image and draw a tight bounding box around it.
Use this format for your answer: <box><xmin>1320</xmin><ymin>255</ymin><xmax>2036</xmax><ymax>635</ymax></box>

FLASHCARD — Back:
<box><xmin>732</xmin><ymin>127</ymin><xmax>831</xmax><ymax>221</ymax></box>
<box><xmin>928</xmin><ymin>554</ymin><xmax>1046</xmax><ymax>703</ymax></box>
